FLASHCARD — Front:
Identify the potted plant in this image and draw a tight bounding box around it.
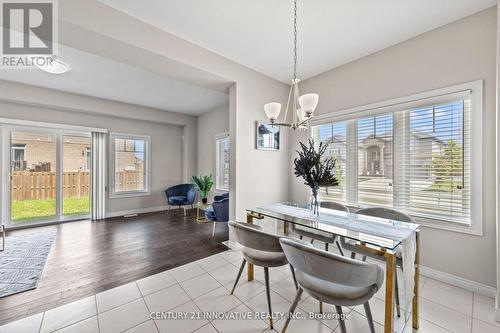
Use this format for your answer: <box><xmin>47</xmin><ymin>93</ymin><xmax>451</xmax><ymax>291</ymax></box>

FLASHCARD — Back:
<box><xmin>192</xmin><ymin>174</ymin><xmax>214</xmax><ymax>204</ymax></box>
<box><xmin>293</xmin><ymin>139</ymin><xmax>338</xmax><ymax>215</ymax></box>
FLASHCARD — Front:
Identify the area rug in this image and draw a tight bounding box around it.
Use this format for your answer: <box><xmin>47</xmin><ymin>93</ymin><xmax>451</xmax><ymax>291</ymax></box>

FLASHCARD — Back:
<box><xmin>0</xmin><ymin>230</ymin><xmax>57</xmax><ymax>298</ymax></box>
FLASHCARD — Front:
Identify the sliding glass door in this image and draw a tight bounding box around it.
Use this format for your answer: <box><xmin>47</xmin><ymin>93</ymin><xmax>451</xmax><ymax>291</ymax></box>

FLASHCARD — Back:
<box><xmin>5</xmin><ymin>127</ymin><xmax>91</xmax><ymax>226</ymax></box>
<box><xmin>62</xmin><ymin>135</ymin><xmax>91</xmax><ymax>218</ymax></box>
<box><xmin>10</xmin><ymin>130</ymin><xmax>57</xmax><ymax>223</ymax></box>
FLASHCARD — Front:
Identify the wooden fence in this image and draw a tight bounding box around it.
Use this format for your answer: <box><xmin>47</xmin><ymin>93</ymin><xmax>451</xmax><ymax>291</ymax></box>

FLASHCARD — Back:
<box><xmin>114</xmin><ymin>170</ymin><xmax>144</xmax><ymax>192</ymax></box>
<box><xmin>11</xmin><ymin>170</ymin><xmax>143</xmax><ymax>201</ymax></box>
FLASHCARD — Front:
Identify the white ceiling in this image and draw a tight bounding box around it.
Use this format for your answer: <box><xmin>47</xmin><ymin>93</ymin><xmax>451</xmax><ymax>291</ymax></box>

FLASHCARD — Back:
<box><xmin>100</xmin><ymin>0</ymin><xmax>496</xmax><ymax>82</ymax></box>
<box><xmin>0</xmin><ymin>44</ymin><xmax>229</xmax><ymax>115</ymax></box>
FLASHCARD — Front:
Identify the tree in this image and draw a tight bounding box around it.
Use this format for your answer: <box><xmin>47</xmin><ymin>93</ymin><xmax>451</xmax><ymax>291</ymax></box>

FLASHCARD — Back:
<box><xmin>430</xmin><ymin>140</ymin><xmax>463</xmax><ymax>192</ymax></box>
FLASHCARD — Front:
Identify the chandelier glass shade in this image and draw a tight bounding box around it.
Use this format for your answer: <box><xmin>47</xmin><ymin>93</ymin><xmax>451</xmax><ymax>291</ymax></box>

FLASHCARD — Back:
<box><xmin>264</xmin><ymin>102</ymin><xmax>282</xmax><ymax>123</ymax></box>
<box><xmin>299</xmin><ymin>93</ymin><xmax>319</xmax><ymax>118</ymax></box>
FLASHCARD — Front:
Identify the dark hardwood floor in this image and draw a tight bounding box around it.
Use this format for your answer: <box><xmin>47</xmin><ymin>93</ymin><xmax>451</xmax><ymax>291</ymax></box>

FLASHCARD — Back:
<box><xmin>0</xmin><ymin>209</ymin><xmax>229</xmax><ymax>325</ymax></box>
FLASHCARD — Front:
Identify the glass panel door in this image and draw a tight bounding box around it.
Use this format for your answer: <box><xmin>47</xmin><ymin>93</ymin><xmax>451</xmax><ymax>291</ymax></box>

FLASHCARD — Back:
<box><xmin>10</xmin><ymin>130</ymin><xmax>57</xmax><ymax>223</ymax></box>
<box><xmin>62</xmin><ymin>135</ymin><xmax>91</xmax><ymax>217</ymax></box>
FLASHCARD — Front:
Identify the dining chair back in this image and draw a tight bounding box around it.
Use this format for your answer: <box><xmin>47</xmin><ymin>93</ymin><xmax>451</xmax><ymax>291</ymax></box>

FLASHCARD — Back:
<box><xmin>230</xmin><ymin>221</ymin><xmax>285</xmax><ymax>254</ymax></box>
<box><xmin>291</xmin><ymin>201</ymin><xmax>349</xmax><ymax>254</ymax></box>
<box><xmin>356</xmin><ymin>207</ymin><xmax>415</xmax><ymax>223</ymax></box>
<box><xmin>228</xmin><ymin>221</ymin><xmax>298</xmax><ymax>330</ymax></box>
<box><xmin>342</xmin><ymin>206</ymin><xmax>414</xmax><ymax>318</ymax></box>
<box><xmin>320</xmin><ymin>201</ymin><xmax>350</xmax><ymax>212</ymax></box>
<box><xmin>279</xmin><ymin>237</ymin><xmax>383</xmax><ymax>333</ymax></box>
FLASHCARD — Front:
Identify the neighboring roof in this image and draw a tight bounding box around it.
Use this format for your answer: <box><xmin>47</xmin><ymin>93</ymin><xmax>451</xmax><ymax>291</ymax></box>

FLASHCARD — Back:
<box><xmin>321</xmin><ymin>134</ymin><xmax>346</xmax><ymax>144</ymax></box>
<box><xmin>321</xmin><ymin>130</ymin><xmax>447</xmax><ymax>146</ymax></box>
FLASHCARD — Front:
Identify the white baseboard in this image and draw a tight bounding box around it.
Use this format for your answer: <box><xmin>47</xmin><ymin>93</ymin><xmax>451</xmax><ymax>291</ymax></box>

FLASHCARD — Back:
<box><xmin>105</xmin><ymin>206</ymin><xmax>169</xmax><ymax>218</ymax></box>
<box><xmin>495</xmin><ymin>308</ymin><xmax>500</xmax><ymax>322</ymax></box>
<box><xmin>420</xmin><ymin>264</ymin><xmax>496</xmax><ymax>297</ymax></box>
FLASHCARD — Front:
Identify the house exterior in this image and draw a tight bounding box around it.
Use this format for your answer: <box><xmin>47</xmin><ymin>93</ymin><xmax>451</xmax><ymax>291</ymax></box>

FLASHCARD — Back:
<box><xmin>322</xmin><ymin>131</ymin><xmax>446</xmax><ymax>179</ymax></box>
<box><xmin>11</xmin><ymin>133</ymin><xmax>144</xmax><ymax>174</ymax></box>
<box><xmin>11</xmin><ymin>133</ymin><xmax>90</xmax><ymax>172</ymax></box>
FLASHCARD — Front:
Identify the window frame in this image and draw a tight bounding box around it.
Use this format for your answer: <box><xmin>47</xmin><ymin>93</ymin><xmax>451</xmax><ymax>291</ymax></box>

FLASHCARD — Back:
<box><xmin>10</xmin><ymin>144</ymin><xmax>26</xmax><ymax>161</ymax></box>
<box><xmin>215</xmin><ymin>132</ymin><xmax>230</xmax><ymax>192</ymax></box>
<box><xmin>109</xmin><ymin>132</ymin><xmax>151</xmax><ymax>199</ymax></box>
<box><xmin>309</xmin><ymin>81</ymin><xmax>483</xmax><ymax>235</ymax></box>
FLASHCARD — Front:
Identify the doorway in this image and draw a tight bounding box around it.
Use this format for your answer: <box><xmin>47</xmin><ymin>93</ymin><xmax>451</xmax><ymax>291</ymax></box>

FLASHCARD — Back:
<box><xmin>4</xmin><ymin>127</ymin><xmax>91</xmax><ymax>227</ymax></box>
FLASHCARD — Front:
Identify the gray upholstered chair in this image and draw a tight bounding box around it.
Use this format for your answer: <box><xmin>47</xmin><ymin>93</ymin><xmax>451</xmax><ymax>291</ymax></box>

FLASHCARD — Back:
<box><xmin>341</xmin><ymin>207</ymin><xmax>415</xmax><ymax>317</ymax></box>
<box><xmin>290</xmin><ymin>201</ymin><xmax>348</xmax><ymax>254</ymax></box>
<box><xmin>228</xmin><ymin>221</ymin><xmax>298</xmax><ymax>329</ymax></box>
<box><xmin>279</xmin><ymin>237</ymin><xmax>383</xmax><ymax>333</ymax></box>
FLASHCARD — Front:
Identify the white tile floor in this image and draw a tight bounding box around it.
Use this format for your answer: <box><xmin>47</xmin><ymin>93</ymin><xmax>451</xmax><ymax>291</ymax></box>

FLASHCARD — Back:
<box><xmin>0</xmin><ymin>248</ymin><xmax>498</xmax><ymax>333</ymax></box>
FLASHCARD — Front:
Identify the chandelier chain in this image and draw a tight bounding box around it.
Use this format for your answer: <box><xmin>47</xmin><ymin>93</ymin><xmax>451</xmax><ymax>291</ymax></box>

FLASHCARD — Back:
<box><xmin>263</xmin><ymin>0</ymin><xmax>317</xmax><ymax>131</ymax></box>
<box><xmin>293</xmin><ymin>0</ymin><xmax>297</xmax><ymax>81</ymax></box>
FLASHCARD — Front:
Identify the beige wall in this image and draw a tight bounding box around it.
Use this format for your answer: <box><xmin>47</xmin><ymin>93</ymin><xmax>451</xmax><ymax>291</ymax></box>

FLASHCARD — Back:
<box><xmin>56</xmin><ymin>0</ymin><xmax>292</xmax><ymax>223</ymax></box>
<box><xmin>289</xmin><ymin>7</ymin><xmax>497</xmax><ymax>287</ymax></box>
<box><xmin>197</xmin><ymin>105</ymin><xmax>229</xmax><ymax>202</ymax></box>
<box><xmin>0</xmin><ymin>80</ymin><xmax>193</xmax><ymax>217</ymax></box>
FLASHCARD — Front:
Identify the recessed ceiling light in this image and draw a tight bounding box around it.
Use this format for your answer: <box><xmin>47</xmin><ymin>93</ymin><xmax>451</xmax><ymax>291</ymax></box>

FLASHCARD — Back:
<box><xmin>36</xmin><ymin>58</ymin><xmax>71</xmax><ymax>74</ymax></box>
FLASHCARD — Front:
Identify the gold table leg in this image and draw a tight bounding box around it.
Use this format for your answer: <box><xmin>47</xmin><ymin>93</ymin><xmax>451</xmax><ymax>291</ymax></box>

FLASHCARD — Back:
<box><xmin>384</xmin><ymin>251</ymin><xmax>396</xmax><ymax>333</ymax></box>
<box><xmin>283</xmin><ymin>221</ymin><xmax>288</xmax><ymax>236</ymax></box>
<box><xmin>246</xmin><ymin>213</ymin><xmax>254</xmax><ymax>281</ymax></box>
<box><xmin>412</xmin><ymin>230</ymin><xmax>420</xmax><ymax>329</ymax></box>
<box><xmin>196</xmin><ymin>205</ymin><xmax>208</xmax><ymax>223</ymax></box>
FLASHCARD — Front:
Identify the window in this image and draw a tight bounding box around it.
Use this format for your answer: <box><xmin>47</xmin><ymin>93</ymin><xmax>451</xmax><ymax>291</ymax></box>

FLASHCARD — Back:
<box><xmin>84</xmin><ymin>147</ymin><xmax>91</xmax><ymax>171</ymax></box>
<box><xmin>402</xmin><ymin>101</ymin><xmax>470</xmax><ymax>223</ymax></box>
<box><xmin>356</xmin><ymin>114</ymin><xmax>393</xmax><ymax>207</ymax></box>
<box><xmin>10</xmin><ymin>144</ymin><xmax>26</xmax><ymax>171</ymax></box>
<box><xmin>312</xmin><ymin>81</ymin><xmax>482</xmax><ymax>233</ymax></box>
<box><xmin>313</xmin><ymin>122</ymin><xmax>347</xmax><ymax>202</ymax></box>
<box><xmin>110</xmin><ymin>133</ymin><xmax>150</xmax><ymax>197</ymax></box>
<box><xmin>215</xmin><ymin>133</ymin><xmax>230</xmax><ymax>191</ymax></box>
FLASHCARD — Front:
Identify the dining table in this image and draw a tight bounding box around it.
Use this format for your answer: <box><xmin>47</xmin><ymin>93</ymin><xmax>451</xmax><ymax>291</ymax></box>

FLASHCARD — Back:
<box><xmin>245</xmin><ymin>202</ymin><xmax>421</xmax><ymax>333</ymax></box>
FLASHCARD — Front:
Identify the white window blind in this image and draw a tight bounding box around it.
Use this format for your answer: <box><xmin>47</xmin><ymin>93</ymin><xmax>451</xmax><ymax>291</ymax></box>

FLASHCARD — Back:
<box><xmin>356</xmin><ymin>114</ymin><xmax>393</xmax><ymax>207</ymax></box>
<box><xmin>395</xmin><ymin>100</ymin><xmax>471</xmax><ymax>224</ymax></box>
<box><xmin>313</xmin><ymin>95</ymin><xmax>472</xmax><ymax>226</ymax></box>
<box><xmin>313</xmin><ymin>122</ymin><xmax>347</xmax><ymax>202</ymax></box>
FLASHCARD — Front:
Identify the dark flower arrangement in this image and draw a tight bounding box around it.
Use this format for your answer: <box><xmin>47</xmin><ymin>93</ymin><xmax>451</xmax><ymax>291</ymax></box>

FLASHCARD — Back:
<box><xmin>293</xmin><ymin>138</ymin><xmax>339</xmax><ymax>215</ymax></box>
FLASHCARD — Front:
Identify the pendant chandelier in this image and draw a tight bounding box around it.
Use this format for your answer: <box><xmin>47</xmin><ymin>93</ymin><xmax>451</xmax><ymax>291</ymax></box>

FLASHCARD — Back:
<box><xmin>263</xmin><ymin>0</ymin><xmax>319</xmax><ymax>130</ymax></box>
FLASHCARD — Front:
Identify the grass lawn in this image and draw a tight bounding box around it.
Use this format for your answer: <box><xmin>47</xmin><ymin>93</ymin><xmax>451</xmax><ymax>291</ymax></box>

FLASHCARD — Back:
<box><xmin>12</xmin><ymin>197</ymin><xmax>90</xmax><ymax>222</ymax></box>
<box><xmin>426</xmin><ymin>181</ymin><xmax>462</xmax><ymax>193</ymax></box>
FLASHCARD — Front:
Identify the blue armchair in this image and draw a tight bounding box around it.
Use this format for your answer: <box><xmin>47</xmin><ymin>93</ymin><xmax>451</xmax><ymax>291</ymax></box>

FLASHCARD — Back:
<box><xmin>206</xmin><ymin>193</ymin><xmax>229</xmax><ymax>236</ymax></box>
<box><xmin>164</xmin><ymin>184</ymin><xmax>197</xmax><ymax>215</ymax></box>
